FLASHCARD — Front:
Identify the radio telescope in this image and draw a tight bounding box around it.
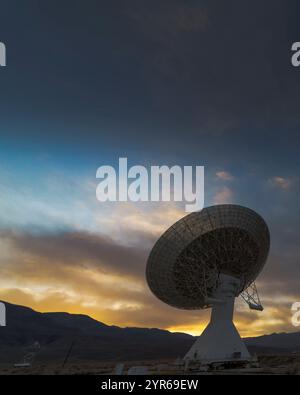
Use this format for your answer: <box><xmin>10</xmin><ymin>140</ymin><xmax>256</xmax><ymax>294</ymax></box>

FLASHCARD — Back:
<box><xmin>146</xmin><ymin>205</ymin><xmax>270</xmax><ymax>365</ymax></box>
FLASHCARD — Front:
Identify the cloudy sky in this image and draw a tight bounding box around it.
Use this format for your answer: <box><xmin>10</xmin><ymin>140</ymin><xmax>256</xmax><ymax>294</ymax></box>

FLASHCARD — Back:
<box><xmin>0</xmin><ymin>0</ymin><xmax>300</xmax><ymax>337</ymax></box>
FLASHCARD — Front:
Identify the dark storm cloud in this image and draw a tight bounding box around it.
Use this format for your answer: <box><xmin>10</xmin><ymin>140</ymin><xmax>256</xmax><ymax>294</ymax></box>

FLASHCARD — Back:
<box><xmin>1</xmin><ymin>223</ymin><xmax>299</xmax><ymax>302</ymax></box>
<box><xmin>120</xmin><ymin>0</ymin><xmax>300</xmax><ymax>140</ymax></box>
<box><xmin>1</xmin><ymin>0</ymin><xmax>300</xmax><ymax>166</ymax></box>
<box><xmin>0</xmin><ymin>230</ymin><xmax>148</xmax><ymax>279</ymax></box>
<box><xmin>260</xmin><ymin>250</ymin><xmax>300</xmax><ymax>298</ymax></box>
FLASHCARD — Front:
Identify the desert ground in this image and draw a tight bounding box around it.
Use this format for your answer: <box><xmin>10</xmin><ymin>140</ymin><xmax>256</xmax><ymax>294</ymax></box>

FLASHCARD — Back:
<box><xmin>0</xmin><ymin>355</ymin><xmax>299</xmax><ymax>375</ymax></box>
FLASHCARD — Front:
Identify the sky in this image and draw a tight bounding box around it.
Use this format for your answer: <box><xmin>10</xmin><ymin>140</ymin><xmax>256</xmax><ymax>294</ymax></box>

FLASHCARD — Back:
<box><xmin>0</xmin><ymin>0</ymin><xmax>300</xmax><ymax>337</ymax></box>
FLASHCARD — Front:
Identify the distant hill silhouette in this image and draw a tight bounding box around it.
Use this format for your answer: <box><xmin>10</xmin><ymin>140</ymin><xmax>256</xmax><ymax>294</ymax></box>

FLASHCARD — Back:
<box><xmin>0</xmin><ymin>301</ymin><xmax>299</xmax><ymax>364</ymax></box>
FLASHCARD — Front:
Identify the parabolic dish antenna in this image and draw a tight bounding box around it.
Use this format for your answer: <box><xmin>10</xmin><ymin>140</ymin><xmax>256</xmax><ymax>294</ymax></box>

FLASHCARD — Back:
<box><xmin>146</xmin><ymin>205</ymin><xmax>270</xmax><ymax>364</ymax></box>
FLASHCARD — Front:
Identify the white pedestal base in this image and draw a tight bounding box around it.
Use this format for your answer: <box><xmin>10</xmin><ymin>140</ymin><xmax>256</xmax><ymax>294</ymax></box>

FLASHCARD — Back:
<box><xmin>184</xmin><ymin>274</ymin><xmax>251</xmax><ymax>363</ymax></box>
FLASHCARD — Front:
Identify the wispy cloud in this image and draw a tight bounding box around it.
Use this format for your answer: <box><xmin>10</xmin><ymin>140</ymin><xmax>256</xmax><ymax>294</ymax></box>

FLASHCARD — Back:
<box><xmin>216</xmin><ymin>171</ymin><xmax>235</xmax><ymax>181</ymax></box>
<box><xmin>269</xmin><ymin>176</ymin><xmax>293</xmax><ymax>190</ymax></box>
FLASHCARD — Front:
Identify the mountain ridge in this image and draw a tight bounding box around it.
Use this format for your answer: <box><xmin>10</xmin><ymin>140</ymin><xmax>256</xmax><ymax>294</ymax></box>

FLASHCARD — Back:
<box><xmin>0</xmin><ymin>301</ymin><xmax>299</xmax><ymax>363</ymax></box>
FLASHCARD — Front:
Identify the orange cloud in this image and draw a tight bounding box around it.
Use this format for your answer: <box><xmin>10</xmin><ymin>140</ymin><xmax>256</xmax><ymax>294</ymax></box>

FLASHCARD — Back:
<box><xmin>216</xmin><ymin>171</ymin><xmax>234</xmax><ymax>181</ymax></box>
<box><xmin>0</xmin><ymin>223</ymin><xmax>298</xmax><ymax>338</ymax></box>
